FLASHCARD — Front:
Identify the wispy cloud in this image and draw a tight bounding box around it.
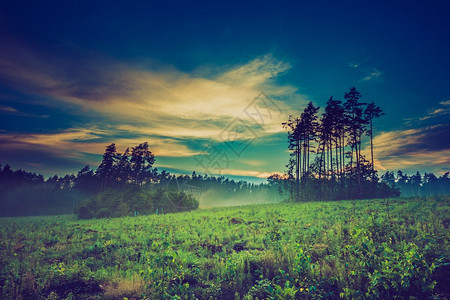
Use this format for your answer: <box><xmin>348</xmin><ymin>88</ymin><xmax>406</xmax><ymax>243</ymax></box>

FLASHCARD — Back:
<box><xmin>347</xmin><ymin>48</ymin><xmax>369</xmax><ymax>69</ymax></box>
<box><xmin>0</xmin><ymin>104</ymin><xmax>49</xmax><ymax>118</ymax></box>
<box><xmin>241</xmin><ymin>159</ymin><xmax>265</xmax><ymax>167</ymax></box>
<box><xmin>0</xmin><ymin>105</ymin><xmax>18</xmax><ymax>113</ymax></box>
<box><xmin>362</xmin><ymin>68</ymin><xmax>384</xmax><ymax>81</ymax></box>
<box><xmin>0</xmin><ymin>127</ymin><xmax>201</xmax><ymax>159</ymax></box>
<box><xmin>419</xmin><ymin>108</ymin><xmax>450</xmax><ymax>121</ymax></box>
<box><xmin>404</xmin><ymin>99</ymin><xmax>450</xmax><ymax>125</ymax></box>
<box><xmin>371</xmin><ymin>98</ymin><xmax>450</xmax><ymax>174</ymax></box>
<box><xmin>368</xmin><ymin>124</ymin><xmax>450</xmax><ymax>173</ymax></box>
<box><xmin>208</xmin><ymin>168</ymin><xmax>281</xmax><ymax>179</ymax></box>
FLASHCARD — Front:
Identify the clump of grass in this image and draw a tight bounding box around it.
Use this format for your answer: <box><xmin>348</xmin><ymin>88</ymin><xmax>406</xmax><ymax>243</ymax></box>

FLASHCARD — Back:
<box><xmin>102</xmin><ymin>275</ymin><xmax>145</xmax><ymax>299</ymax></box>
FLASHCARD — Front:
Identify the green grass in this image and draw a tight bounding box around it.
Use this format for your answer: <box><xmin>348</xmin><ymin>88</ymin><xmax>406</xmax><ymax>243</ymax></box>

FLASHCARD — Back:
<box><xmin>1</xmin><ymin>196</ymin><xmax>449</xmax><ymax>299</ymax></box>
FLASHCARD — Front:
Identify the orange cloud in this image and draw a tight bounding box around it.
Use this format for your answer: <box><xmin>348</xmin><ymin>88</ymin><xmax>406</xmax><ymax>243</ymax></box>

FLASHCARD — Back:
<box><xmin>364</xmin><ymin>124</ymin><xmax>450</xmax><ymax>173</ymax></box>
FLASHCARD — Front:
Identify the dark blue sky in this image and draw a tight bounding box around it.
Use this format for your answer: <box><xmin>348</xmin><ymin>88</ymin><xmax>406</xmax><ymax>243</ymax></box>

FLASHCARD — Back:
<box><xmin>0</xmin><ymin>0</ymin><xmax>449</xmax><ymax>179</ymax></box>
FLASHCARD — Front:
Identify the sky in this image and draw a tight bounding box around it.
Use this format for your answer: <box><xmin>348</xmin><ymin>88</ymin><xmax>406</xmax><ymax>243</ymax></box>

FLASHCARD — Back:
<box><xmin>0</xmin><ymin>0</ymin><xmax>449</xmax><ymax>182</ymax></box>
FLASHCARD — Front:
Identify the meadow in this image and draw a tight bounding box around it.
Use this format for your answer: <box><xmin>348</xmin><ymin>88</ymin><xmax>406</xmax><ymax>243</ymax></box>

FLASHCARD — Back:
<box><xmin>0</xmin><ymin>196</ymin><xmax>449</xmax><ymax>299</ymax></box>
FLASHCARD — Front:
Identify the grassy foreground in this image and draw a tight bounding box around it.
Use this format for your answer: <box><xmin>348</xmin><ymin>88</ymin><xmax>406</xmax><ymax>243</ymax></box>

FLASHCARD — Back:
<box><xmin>0</xmin><ymin>196</ymin><xmax>449</xmax><ymax>299</ymax></box>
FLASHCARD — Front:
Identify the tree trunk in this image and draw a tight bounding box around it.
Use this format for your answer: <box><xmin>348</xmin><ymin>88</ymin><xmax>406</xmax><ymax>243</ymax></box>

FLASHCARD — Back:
<box><xmin>296</xmin><ymin>140</ymin><xmax>300</xmax><ymax>202</ymax></box>
<box><xmin>370</xmin><ymin>119</ymin><xmax>374</xmax><ymax>172</ymax></box>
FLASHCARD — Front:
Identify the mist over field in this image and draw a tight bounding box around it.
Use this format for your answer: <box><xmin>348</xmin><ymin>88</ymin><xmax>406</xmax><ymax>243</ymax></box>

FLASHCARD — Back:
<box><xmin>198</xmin><ymin>189</ymin><xmax>282</xmax><ymax>208</ymax></box>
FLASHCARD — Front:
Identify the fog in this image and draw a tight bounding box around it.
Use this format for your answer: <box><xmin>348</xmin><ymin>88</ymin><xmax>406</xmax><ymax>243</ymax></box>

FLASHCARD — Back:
<box><xmin>196</xmin><ymin>188</ymin><xmax>283</xmax><ymax>208</ymax></box>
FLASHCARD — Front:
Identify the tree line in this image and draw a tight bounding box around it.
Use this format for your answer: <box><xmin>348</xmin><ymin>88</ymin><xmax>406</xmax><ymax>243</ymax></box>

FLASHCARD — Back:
<box><xmin>0</xmin><ymin>163</ymin><xmax>80</xmax><ymax>216</ymax></box>
<box><xmin>381</xmin><ymin>171</ymin><xmax>450</xmax><ymax>197</ymax></box>
<box><xmin>0</xmin><ymin>142</ymin><xmax>278</xmax><ymax>218</ymax></box>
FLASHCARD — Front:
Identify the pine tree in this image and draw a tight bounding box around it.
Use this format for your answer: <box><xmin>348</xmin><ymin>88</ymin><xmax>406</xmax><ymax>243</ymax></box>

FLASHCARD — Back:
<box><xmin>344</xmin><ymin>87</ymin><xmax>367</xmax><ymax>198</ymax></box>
<box><xmin>96</xmin><ymin>143</ymin><xmax>119</xmax><ymax>192</ymax></box>
<box><xmin>130</xmin><ymin>142</ymin><xmax>156</xmax><ymax>185</ymax></box>
<box><xmin>364</xmin><ymin>102</ymin><xmax>384</xmax><ymax>174</ymax></box>
<box><xmin>282</xmin><ymin>115</ymin><xmax>302</xmax><ymax>201</ymax></box>
<box><xmin>116</xmin><ymin>147</ymin><xmax>132</xmax><ymax>184</ymax></box>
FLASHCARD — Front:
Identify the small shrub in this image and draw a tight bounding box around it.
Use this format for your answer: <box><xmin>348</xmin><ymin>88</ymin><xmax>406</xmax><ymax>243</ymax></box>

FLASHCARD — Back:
<box><xmin>366</xmin><ymin>242</ymin><xmax>436</xmax><ymax>298</ymax></box>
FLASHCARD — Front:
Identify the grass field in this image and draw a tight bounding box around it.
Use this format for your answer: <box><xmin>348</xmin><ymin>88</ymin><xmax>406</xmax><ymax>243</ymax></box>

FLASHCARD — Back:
<box><xmin>1</xmin><ymin>196</ymin><xmax>449</xmax><ymax>299</ymax></box>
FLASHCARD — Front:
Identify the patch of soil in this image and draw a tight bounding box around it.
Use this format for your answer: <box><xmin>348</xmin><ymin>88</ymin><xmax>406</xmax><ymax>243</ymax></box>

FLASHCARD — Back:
<box><xmin>13</xmin><ymin>243</ymin><xmax>26</xmax><ymax>252</ymax></box>
<box><xmin>434</xmin><ymin>260</ymin><xmax>450</xmax><ymax>297</ymax></box>
<box><xmin>182</xmin><ymin>275</ymin><xmax>210</xmax><ymax>288</ymax></box>
<box><xmin>246</xmin><ymin>221</ymin><xmax>264</xmax><ymax>225</ymax></box>
<box><xmin>46</xmin><ymin>279</ymin><xmax>103</xmax><ymax>298</ymax></box>
<box><xmin>0</xmin><ymin>277</ymin><xmax>5</xmax><ymax>290</ymax></box>
<box><xmin>220</xmin><ymin>281</ymin><xmax>238</xmax><ymax>300</ymax></box>
<box><xmin>200</xmin><ymin>243</ymin><xmax>223</xmax><ymax>254</ymax></box>
<box><xmin>45</xmin><ymin>257</ymin><xmax>65</xmax><ymax>265</ymax></box>
<box><xmin>233</xmin><ymin>242</ymin><xmax>247</xmax><ymax>252</ymax></box>
<box><xmin>229</xmin><ymin>217</ymin><xmax>244</xmax><ymax>224</ymax></box>
<box><xmin>309</xmin><ymin>244</ymin><xmax>330</xmax><ymax>262</ymax></box>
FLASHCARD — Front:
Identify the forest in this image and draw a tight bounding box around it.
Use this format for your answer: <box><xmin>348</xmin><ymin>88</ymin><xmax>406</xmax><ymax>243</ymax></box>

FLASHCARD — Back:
<box><xmin>1</xmin><ymin>87</ymin><xmax>450</xmax><ymax>219</ymax></box>
<box><xmin>0</xmin><ymin>142</ymin><xmax>280</xmax><ymax>218</ymax></box>
<box><xmin>1</xmin><ymin>155</ymin><xmax>448</xmax><ymax>219</ymax></box>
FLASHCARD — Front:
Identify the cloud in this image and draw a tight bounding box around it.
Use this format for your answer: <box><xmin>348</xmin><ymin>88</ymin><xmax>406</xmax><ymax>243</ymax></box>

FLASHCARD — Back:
<box><xmin>347</xmin><ymin>47</ymin><xmax>369</xmax><ymax>69</ymax></box>
<box><xmin>0</xmin><ymin>146</ymin><xmax>90</xmax><ymax>175</ymax></box>
<box><xmin>373</xmin><ymin>98</ymin><xmax>450</xmax><ymax>174</ymax></box>
<box><xmin>218</xmin><ymin>54</ymin><xmax>291</xmax><ymax>86</ymax></box>
<box><xmin>0</xmin><ymin>105</ymin><xmax>18</xmax><ymax>113</ymax></box>
<box><xmin>0</xmin><ymin>43</ymin><xmax>302</xmax><ymax>143</ymax></box>
<box><xmin>419</xmin><ymin>108</ymin><xmax>450</xmax><ymax>121</ymax></box>
<box><xmin>368</xmin><ymin>124</ymin><xmax>450</xmax><ymax>173</ymax></box>
<box><xmin>241</xmin><ymin>159</ymin><xmax>265</xmax><ymax>167</ymax></box>
<box><xmin>207</xmin><ymin>168</ymin><xmax>280</xmax><ymax>179</ymax></box>
<box><xmin>362</xmin><ymin>68</ymin><xmax>384</xmax><ymax>81</ymax></box>
<box><xmin>404</xmin><ymin>99</ymin><xmax>450</xmax><ymax>125</ymax></box>
<box><xmin>0</xmin><ymin>43</ymin><xmax>308</xmax><ymax>176</ymax></box>
<box><xmin>0</xmin><ymin>127</ymin><xmax>201</xmax><ymax>159</ymax></box>
<box><xmin>0</xmin><ymin>104</ymin><xmax>49</xmax><ymax>118</ymax></box>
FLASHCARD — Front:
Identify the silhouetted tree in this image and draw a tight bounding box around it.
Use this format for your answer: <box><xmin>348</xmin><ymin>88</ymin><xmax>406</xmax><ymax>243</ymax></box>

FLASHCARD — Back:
<box><xmin>74</xmin><ymin>165</ymin><xmax>98</xmax><ymax>195</ymax></box>
<box><xmin>364</xmin><ymin>101</ymin><xmax>384</xmax><ymax>173</ymax></box>
<box><xmin>282</xmin><ymin>115</ymin><xmax>302</xmax><ymax>201</ymax></box>
<box><xmin>423</xmin><ymin>172</ymin><xmax>438</xmax><ymax>196</ymax></box>
<box><xmin>344</xmin><ymin>87</ymin><xmax>367</xmax><ymax>197</ymax></box>
<box><xmin>130</xmin><ymin>142</ymin><xmax>156</xmax><ymax>185</ymax></box>
<box><xmin>96</xmin><ymin>143</ymin><xmax>119</xmax><ymax>192</ymax></box>
<box><xmin>116</xmin><ymin>147</ymin><xmax>132</xmax><ymax>184</ymax></box>
<box><xmin>300</xmin><ymin>102</ymin><xmax>320</xmax><ymax>194</ymax></box>
<box><xmin>410</xmin><ymin>172</ymin><xmax>422</xmax><ymax>197</ymax></box>
<box><xmin>381</xmin><ymin>171</ymin><xmax>396</xmax><ymax>188</ymax></box>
